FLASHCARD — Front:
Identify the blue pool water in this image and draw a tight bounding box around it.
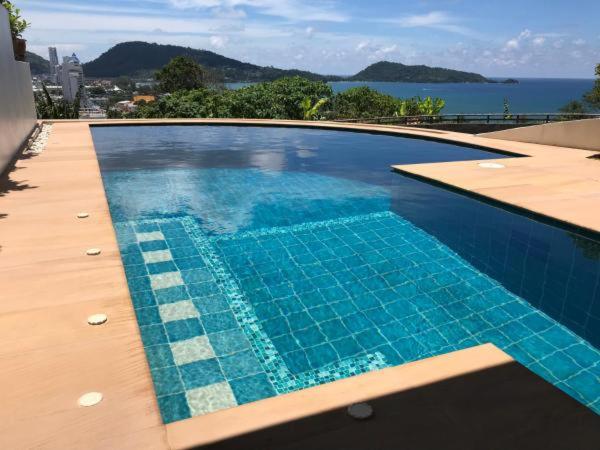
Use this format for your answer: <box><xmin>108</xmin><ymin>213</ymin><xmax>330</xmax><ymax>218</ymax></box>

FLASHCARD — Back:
<box><xmin>92</xmin><ymin>125</ymin><xmax>600</xmax><ymax>423</ymax></box>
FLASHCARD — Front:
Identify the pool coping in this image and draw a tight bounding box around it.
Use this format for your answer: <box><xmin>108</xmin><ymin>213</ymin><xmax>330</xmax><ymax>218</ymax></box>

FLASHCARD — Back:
<box><xmin>1</xmin><ymin>118</ymin><xmax>599</xmax><ymax>448</ymax></box>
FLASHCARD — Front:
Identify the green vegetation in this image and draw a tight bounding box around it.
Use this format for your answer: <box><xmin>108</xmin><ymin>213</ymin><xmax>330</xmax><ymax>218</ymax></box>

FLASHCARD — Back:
<box><xmin>113</xmin><ymin>58</ymin><xmax>446</xmax><ymax>121</ymax></box>
<box><xmin>1</xmin><ymin>1</ymin><xmax>29</xmax><ymax>37</ymax></box>
<box><xmin>155</xmin><ymin>56</ymin><xmax>206</xmax><ymax>93</ymax></box>
<box><xmin>561</xmin><ymin>63</ymin><xmax>600</xmax><ymax>113</ymax></box>
<box><xmin>34</xmin><ymin>84</ymin><xmax>80</xmax><ymax>119</ymax></box>
<box><xmin>350</xmin><ymin>61</ymin><xmax>489</xmax><ymax>83</ymax></box>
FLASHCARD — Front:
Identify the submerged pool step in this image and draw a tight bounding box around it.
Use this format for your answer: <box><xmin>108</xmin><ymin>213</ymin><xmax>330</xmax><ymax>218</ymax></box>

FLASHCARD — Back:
<box><xmin>113</xmin><ymin>213</ymin><xmax>600</xmax><ymax>423</ymax></box>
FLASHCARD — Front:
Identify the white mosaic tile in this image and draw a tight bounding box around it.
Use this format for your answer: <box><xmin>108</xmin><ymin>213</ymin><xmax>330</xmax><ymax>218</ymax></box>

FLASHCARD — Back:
<box><xmin>150</xmin><ymin>271</ymin><xmax>184</xmax><ymax>290</ymax></box>
<box><xmin>143</xmin><ymin>249</ymin><xmax>173</xmax><ymax>264</ymax></box>
<box><xmin>136</xmin><ymin>231</ymin><xmax>165</xmax><ymax>242</ymax></box>
<box><xmin>186</xmin><ymin>382</ymin><xmax>237</xmax><ymax>416</ymax></box>
<box><xmin>171</xmin><ymin>335</ymin><xmax>215</xmax><ymax>365</ymax></box>
<box><xmin>159</xmin><ymin>300</ymin><xmax>199</xmax><ymax>323</ymax></box>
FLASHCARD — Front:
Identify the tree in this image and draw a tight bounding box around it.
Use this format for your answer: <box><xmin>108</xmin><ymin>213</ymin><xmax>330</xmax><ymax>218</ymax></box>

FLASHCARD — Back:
<box><xmin>301</xmin><ymin>97</ymin><xmax>328</xmax><ymax>120</ymax></box>
<box><xmin>583</xmin><ymin>63</ymin><xmax>600</xmax><ymax>110</ymax></box>
<box><xmin>35</xmin><ymin>83</ymin><xmax>80</xmax><ymax>119</ymax></box>
<box><xmin>155</xmin><ymin>56</ymin><xmax>205</xmax><ymax>93</ymax></box>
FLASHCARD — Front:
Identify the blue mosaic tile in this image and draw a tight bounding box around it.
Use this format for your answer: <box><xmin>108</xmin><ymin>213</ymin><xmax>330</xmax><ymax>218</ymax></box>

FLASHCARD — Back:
<box><xmin>201</xmin><ymin>311</ymin><xmax>239</xmax><ymax>334</ymax></box>
<box><xmin>145</xmin><ymin>344</ymin><xmax>175</xmax><ymax>370</ymax></box>
<box><xmin>139</xmin><ymin>324</ymin><xmax>168</xmax><ymax>347</ymax></box>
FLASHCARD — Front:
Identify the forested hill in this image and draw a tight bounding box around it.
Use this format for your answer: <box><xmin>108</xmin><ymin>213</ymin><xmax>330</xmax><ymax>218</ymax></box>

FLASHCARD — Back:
<box><xmin>82</xmin><ymin>42</ymin><xmax>341</xmax><ymax>82</ymax></box>
<box><xmin>26</xmin><ymin>51</ymin><xmax>50</xmax><ymax>75</ymax></box>
<box><xmin>81</xmin><ymin>41</ymin><xmax>492</xmax><ymax>83</ymax></box>
<box><xmin>350</xmin><ymin>61</ymin><xmax>490</xmax><ymax>83</ymax></box>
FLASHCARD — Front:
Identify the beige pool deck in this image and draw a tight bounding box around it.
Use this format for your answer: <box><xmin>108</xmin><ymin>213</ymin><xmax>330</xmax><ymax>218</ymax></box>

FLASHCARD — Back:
<box><xmin>1</xmin><ymin>119</ymin><xmax>599</xmax><ymax>449</ymax></box>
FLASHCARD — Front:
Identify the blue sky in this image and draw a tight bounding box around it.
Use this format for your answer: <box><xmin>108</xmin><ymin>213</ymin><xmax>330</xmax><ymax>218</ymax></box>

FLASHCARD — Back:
<box><xmin>18</xmin><ymin>0</ymin><xmax>600</xmax><ymax>77</ymax></box>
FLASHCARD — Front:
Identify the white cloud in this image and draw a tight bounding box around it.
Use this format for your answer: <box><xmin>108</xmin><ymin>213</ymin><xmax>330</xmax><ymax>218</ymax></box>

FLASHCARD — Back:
<box><xmin>305</xmin><ymin>26</ymin><xmax>315</xmax><ymax>38</ymax></box>
<box><xmin>168</xmin><ymin>0</ymin><xmax>348</xmax><ymax>22</ymax></box>
<box><xmin>381</xmin><ymin>11</ymin><xmax>474</xmax><ymax>36</ymax></box>
<box><xmin>209</xmin><ymin>35</ymin><xmax>229</xmax><ymax>48</ymax></box>
<box><xmin>532</xmin><ymin>36</ymin><xmax>545</xmax><ymax>46</ymax></box>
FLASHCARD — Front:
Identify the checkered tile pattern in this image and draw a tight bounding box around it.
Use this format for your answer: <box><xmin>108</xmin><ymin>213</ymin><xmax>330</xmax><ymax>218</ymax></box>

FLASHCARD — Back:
<box><xmin>114</xmin><ymin>212</ymin><xmax>600</xmax><ymax>424</ymax></box>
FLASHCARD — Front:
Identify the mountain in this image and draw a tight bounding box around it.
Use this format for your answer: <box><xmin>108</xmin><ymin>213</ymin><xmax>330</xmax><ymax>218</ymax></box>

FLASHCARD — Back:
<box><xmin>82</xmin><ymin>42</ymin><xmax>491</xmax><ymax>84</ymax></box>
<box><xmin>350</xmin><ymin>61</ymin><xmax>489</xmax><ymax>83</ymax></box>
<box><xmin>83</xmin><ymin>42</ymin><xmax>341</xmax><ymax>82</ymax></box>
<box><xmin>26</xmin><ymin>51</ymin><xmax>50</xmax><ymax>75</ymax></box>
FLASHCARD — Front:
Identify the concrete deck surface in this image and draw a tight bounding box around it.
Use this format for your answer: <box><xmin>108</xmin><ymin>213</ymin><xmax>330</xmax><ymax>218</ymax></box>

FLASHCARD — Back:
<box><xmin>1</xmin><ymin>119</ymin><xmax>598</xmax><ymax>449</ymax></box>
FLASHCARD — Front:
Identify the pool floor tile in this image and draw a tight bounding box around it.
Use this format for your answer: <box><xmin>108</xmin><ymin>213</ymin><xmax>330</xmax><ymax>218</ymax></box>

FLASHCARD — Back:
<box><xmin>180</xmin><ymin>358</ymin><xmax>225</xmax><ymax>390</ymax></box>
<box><xmin>170</xmin><ymin>336</ymin><xmax>215</xmax><ymax>366</ymax></box>
<box><xmin>230</xmin><ymin>373</ymin><xmax>277</xmax><ymax>405</ymax></box>
<box><xmin>159</xmin><ymin>300</ymin><xmax>199</xmax><ymax>323</ymax></box>
<box><xmin>186</xmin><ymin>382</ymin><xmax>238</xmax><ymax>416</ymax></box>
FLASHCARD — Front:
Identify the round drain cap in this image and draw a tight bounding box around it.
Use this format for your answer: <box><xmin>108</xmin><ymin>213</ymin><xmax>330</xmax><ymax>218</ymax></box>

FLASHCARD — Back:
<box><xmin>77</xmin><ymin>212</ymin><xmax>90</xmax><ymax>219</ymax></box>
<box><xmin>88</xmin><ymin>313</ymin><xmax>108</xmax><ymax>326</ymax></box>
<box><xmin>78</xmin><ymin>392</ymin><xmax>103</xmax><ymax>407</ymax></box>
<box><xmin>86</xmin><ymin>248</ymin><xmax>101</xmax><ymax>256</ymax></box>
<box><xmin>347</xmin><ymin>402</ymin><xmax>374</xmax><ymax>420</ymax></box>
<box><xmin>478</xmin><ymin>162</ymin><xmax>505</xmax><ymax>169</ymax></box>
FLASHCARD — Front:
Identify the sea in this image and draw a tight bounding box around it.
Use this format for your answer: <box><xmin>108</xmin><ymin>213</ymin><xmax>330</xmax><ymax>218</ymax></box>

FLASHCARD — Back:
<box><xmin>227</xmin><ymin>78</ymin><xmax>594</xmax><ymax>114</ymax></box>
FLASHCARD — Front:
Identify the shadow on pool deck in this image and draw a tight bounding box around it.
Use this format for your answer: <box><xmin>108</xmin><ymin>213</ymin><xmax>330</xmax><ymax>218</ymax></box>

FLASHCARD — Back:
<box><xmin>200</xmin><ymin>361</ymin><xmax>600</xmax><ymax>450</ymax></box>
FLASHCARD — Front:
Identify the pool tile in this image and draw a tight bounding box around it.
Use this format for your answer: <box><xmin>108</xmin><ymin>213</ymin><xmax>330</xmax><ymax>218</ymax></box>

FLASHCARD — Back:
<box><xmin>157</xmin><ymin>393</ymin><xmax>191</xmax><ymax>424</ymax></box>
<box><xmin>186</xmin><ymin>382</ymin><xmax>238</xmax><ymax>416</ymax></box>
<box><xmin>150</xmin><ymin>272</ymin><xmax>184</xmax><ymax>290</ymax></box>
<box><xmin>180</xmin><ymin>358</ymin><xmax>225</xmax><ymax>389</ymax></box>
<box><xmin>219</xmin><ymin>349</ymin><xmax>263</xmax><ymax>379</ymax></box>
<box><xmin>155</xmin><ymin>285</ymin><xmax>190</xmax><ymax>305</ymax></box>
<box><xmin>192</xmin><ymin>294</ymin><xmax>231</xmax><ymax>315</ymax></box>
<box><xmin>139</xmin><ymin>324</ymin><xmax>168</xmax><ymax>347</ymax></box>
<box><xmin>135</xmin><ymin>306</ymin><xmax>162</xmax><ymax>327</ymax></box>
<box><xmin>130</xmin><ymin>290</ymin><xmax>156</xmax><ymax>309</ymax></box>
<box><xmin>151</xmin><ymin>366</ymin><xmax>184</xmax><ymax>397</ymax></box>
<box><xmin>202</xmin><ymin>311</ymin><xmax>239</xmax><ymax>334</ymax></box>
<box><xmin>331</xmin><ymin>337</ymin><xmax>362</xmax><ymax>359</ymax></box>
<box><xmin>146</xmin><ymin>260</ymin><xmax>178</xmax><ymax>275</ymax></box>
<box><xmin>136</xmin><ymin>231</ymin><xmax>165</xmax><ymax>242</ymax></box>
<box><xmin>165</xmin><ymin>318</ymin><xmax>204</xmax><ymax>342</ymax></box>
<box><xmin>145</xmin><ymin>344</ymin><xmax>175</xmax><ymax>370</ymax></box>
<box><xmin>159</xmin><ymin>300</ymin><xmax>199</xmax><ymax>323</ymax></box>
<box><xmin>140</xmin><ymin>240</ymin><xmax>168</xmax><ymax>252</ymax></box>
<box><xmin>230</xmin><ymin>373</ymin><xmax>276</xmax><ymax>405</ymax></box>
<box><xmin>171</xmin><ymin>335</ymin><xmax>215</xmax><ymax>365</ymax></box>
<box><xmin>209</xmin><ymin>329</ymin><xmax>251</xmax><ymax>356</ymax></box>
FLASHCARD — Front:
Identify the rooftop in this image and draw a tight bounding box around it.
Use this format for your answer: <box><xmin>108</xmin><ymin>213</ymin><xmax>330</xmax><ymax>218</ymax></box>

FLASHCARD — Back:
<box><xmin>1</xmin><ymin>119</ymin><xmax>599</xmax><ymax>448</ymax></box>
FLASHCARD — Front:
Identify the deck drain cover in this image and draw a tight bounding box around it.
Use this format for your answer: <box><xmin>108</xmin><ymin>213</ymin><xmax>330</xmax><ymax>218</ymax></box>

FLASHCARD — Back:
<box><xmin>78</xmin><ymin>392</ymin><xmax>103</xmax><ymax>407</ymax></box>
<box><xmin>88</xmin><ymin>314</ymin><xmax>108</xmax><ymax>326</ymax></box>
<box><xmin>77</xmin><ymin>212</ymin><xmax>90</xmax><ymax>219</ymax></box>
<box><xmin>347</xmin><ymin>402</ymin><xmax>374</xmax><ymax>420</ymax></box>
<box><xmin>478</xmin><ymin>162</ymin><xmax>505</xmax><ymax>169</ymax></box>
<box><xmin>86</xmin><ymin>248</ymin><xmax>101</xmax><ymax>256</ymax></box>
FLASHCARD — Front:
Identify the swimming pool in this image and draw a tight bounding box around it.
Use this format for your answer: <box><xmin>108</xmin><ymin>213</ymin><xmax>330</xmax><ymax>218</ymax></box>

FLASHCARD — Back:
<box><xmin>92</xmin><ymin>125</ymin><xmax>600</xmax><ymax>423</ymax></box>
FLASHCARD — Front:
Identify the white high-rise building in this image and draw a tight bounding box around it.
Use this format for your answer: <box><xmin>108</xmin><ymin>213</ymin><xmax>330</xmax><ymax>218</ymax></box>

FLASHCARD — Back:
<box><xmin>48</xmin><ymin>47</ymin><xmax>59</xmax><ymax>84</ymax></box>
<box><xmin>61</xmin><ymin>53</ymin><xmax>86</xmax><ymax>103</ymax></box>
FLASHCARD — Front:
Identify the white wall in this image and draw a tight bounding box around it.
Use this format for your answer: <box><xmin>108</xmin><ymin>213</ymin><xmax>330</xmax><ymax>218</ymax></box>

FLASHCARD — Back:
<box><xmin>480</xmin><ymin>118</ymin><xmax>600</xmax><ymax>151</ymax></box>
<box><xmin>0</xmin><ymin>7</ymin><xmax>37</xmax><ymax>174</ymax></box>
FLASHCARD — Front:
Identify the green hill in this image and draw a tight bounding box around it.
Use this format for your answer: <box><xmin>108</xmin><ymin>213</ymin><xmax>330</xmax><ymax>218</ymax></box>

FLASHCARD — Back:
<box><xmin>26</xmin><ymin>51</ymin><xmax>50</xmax><ymax>75</ymax></box>
<box><xmin>82</xmin><ymin>42</ymin><xmax>341</xmax><ymax>82</ymax></box>
<box><xmin>350</xmin><ymin>61</ymin><xmax>489</xmax><ymax>83</ymax></box>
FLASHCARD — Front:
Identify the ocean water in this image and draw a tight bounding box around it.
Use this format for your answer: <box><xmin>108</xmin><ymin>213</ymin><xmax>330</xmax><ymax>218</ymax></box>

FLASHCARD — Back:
<box><xmin>228</xmin><ymin>78</ymin><xmax>594</xmax><ymax>114</ymax></box>
<box><xmin>92</xmin><ymin>125</ymin><xmax>600</xmax><ymax>423</ymax></box>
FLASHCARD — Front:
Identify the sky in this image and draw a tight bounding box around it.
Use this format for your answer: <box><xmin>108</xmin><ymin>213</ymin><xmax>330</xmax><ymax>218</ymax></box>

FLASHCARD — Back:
<box><xmin>17</xmin><ymin>0</ymin><xmax>600</xmax><ymax>78</ymax></box>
